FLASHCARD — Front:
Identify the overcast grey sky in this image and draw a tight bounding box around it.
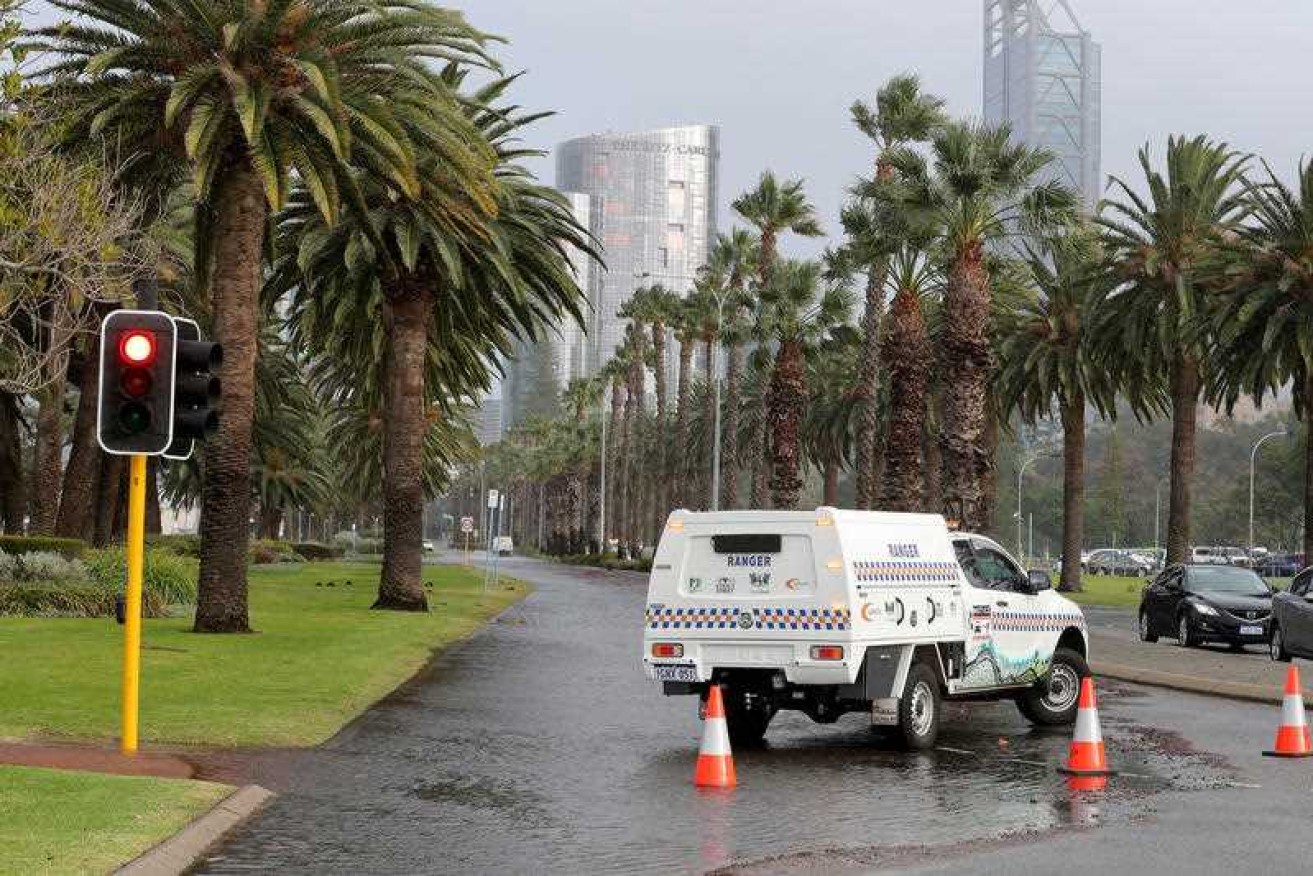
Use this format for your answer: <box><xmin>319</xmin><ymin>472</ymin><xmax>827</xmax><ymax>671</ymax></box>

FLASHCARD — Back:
<box><xmin>25</xmin><ymin>1</ymin><xmax>1313</xmax><ymax>258</ymax></box>
<box><xmin>462</xmin><ymin>0</ymin><xmax>1311</xmax><ymax>257</ymax></box>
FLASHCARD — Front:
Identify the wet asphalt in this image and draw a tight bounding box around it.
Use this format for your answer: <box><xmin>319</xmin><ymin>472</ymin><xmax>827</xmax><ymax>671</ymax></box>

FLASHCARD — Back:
<box><xmin>199</xmin><ymin>557</ymin><xmax>1302</xmax><ymax>875</ymax></box>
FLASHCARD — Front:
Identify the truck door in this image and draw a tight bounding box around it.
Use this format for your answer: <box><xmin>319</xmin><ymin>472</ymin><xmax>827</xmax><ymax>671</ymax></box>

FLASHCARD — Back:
<box><xmin>957</xmin><ymin>538</ymin><xmax>1048</xmax><ymax>689</ymax></box>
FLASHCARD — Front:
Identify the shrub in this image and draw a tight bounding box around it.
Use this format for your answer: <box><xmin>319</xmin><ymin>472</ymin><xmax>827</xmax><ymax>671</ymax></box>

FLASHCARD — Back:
<box><xmin>0</xmin><ymin>535</ymin><xmax>87</xmax><ymax>560</ymax></box>
<box><xmin>248</xmin><ymin>540</ymin><xmax>304</xmax><ymax>565</ymax></box>
<box><xmin>83</xmin><ymin>548</ymin><xmax>198</xmax><ymax>606</ymax></box>
<box><xmin>351</xmin><ymin>538</ymin><xmax>383</xmax><ymax>555</ymax></box>
<box><xmin>293</xmin><ymin>542</ymin><xmax>345</xmax><ymax>561</ymax></box>
<box><xmin>147</xmin><ymin>533</ymin><xmax>201</xmax><ymax>558</ymax></box>
<box><xmin>8</xmin><ymin>551</ymin><xmax>90</xmax><ymax>583</ymax></box>
<box><xmin>0</xmin><ymin>581</ymin><xmax>167</xmax><ymax>618</ymax></box>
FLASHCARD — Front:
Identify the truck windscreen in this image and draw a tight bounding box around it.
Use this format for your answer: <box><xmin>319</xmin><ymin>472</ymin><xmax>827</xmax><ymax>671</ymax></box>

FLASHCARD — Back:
<box><xmin>712</xmin><ymin>534</ymin><xmax>782</xmax><ymax>554</ymax></box>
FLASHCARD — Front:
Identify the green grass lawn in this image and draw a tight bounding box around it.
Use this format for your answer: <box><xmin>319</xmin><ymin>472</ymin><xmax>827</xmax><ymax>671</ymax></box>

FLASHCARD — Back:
<box><xmin>0</xmin><ymin>765</ymin><xmax>228</xmax><ymax>875</ymax></box>
<box><xmin>0</xmin><ymin>562</ymin><xmax>527</xmax><ymax>747</ymax></box>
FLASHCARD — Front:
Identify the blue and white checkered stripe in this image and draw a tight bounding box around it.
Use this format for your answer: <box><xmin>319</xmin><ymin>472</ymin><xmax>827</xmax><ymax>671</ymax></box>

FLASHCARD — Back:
<box><xmin>992</xmin><ymin>612</ymin><xmax>1086</xmax><ymax>632</ymax></box>
<box><xmin>853</xmin><ymin>560</ymin><xmax>960</xmax><ymax>583</ymax></box>
<box><xmin>645</xmin><ymin>605</ymin><xmax>850</xmax><ymax>631</ymax></box>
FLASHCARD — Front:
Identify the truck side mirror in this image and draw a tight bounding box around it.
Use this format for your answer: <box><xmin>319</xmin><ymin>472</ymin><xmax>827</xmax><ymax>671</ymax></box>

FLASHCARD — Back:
<box><xmin>1027</xmin><ymin>570</ymin><xmax>1052</xmax><ymax>593</ymax></box>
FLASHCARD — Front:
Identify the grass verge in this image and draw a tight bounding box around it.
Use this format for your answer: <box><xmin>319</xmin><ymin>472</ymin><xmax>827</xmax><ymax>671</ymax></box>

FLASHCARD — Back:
<box><xmin>0</xmin><ymin>562</ymin><xmax>527</xmax><ymax>747</ymax></box>
<box><xmin>1061</xmin><ymin>573</ymin><xmax>1292</xmax><ymax>608</ymax></box>
<box><xmin>0</xmin><ymin>765</ymin><xmax>228</xmax><ymax>875</ymax></box>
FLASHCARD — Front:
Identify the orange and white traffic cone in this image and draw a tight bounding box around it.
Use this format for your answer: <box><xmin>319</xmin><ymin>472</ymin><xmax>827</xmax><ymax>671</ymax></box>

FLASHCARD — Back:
<box><xmin>694</xmin><ymin>685</ymin><xmax>736</xmax><ymax>788</ymax></box>
<box><xmin>1263</xmin><ymin>664</ymin><xmax>1313</xmax><ymax>758</ymax></box>
<box><xmin>1058</xmin><ymin>677</ymin><xmax>1114</xmax><ymax>776</ymax></box>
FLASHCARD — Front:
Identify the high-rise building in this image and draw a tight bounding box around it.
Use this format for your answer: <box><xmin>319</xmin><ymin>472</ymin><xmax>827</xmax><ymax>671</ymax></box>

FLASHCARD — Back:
<box><xmin>984</xmin><ymin>0</ymin><xmax>1101</xmax><ymax>209</ymax></box>
<box><xmin>473</xmin><ymin>393</ymin><xmax>504</xmax><ymax>446</ymax></box>
<box><xmin>503</xmin><ymin>193</ymin><xmax>593</xmax><ymax>426</ymax></box>
<box><xmin>555</xmin><ymin>125</ymin><xmax>720</xmax><ymax>377</ymax></box>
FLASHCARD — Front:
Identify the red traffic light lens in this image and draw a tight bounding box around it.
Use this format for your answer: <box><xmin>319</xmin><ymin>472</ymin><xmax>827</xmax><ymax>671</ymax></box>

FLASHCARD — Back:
<box><xmin>118</xmin><ymin>331</ymin><xmax>156</xmax><ymax>366</ymax></box>
<box><xmin>120</xmin><ymin>367</ymin><xmax>153</xmax><ymax>397</ymax></box>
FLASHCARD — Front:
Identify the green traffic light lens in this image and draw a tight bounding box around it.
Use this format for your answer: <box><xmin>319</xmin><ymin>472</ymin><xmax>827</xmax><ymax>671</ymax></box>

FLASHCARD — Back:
<box><xmin>118</xmin><ymin>402</ymin><xmax>151</xmax><ymax>434</ymax></box>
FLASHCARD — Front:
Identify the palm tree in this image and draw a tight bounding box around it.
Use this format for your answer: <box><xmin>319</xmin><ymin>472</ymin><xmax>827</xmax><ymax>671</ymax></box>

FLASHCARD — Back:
<box><xmin>879</xmin><ymin>248</ymin><xmax>941</xmax><ymax>512</ymax></box>
<box><xmin>733</xmin><ymin>172</ymin><xmax>823</xmax><ymax>507</ymax></box>
<box><xmin>889</xmin><ymin>122</ymin><xmax>1078</xmax><ymax>530</ymax></box>
<box><xmin>1212</xmin><ymin>160</ymin><xmax>1313</xmax><ymax>560</ymax></box>
<box><xmin>599</xmin><ymin>356</ymin><xmax>627</xmax><ymax>545</ymax></box>
<box><xmin>847</xmin><ymin>75</ymin><xmax>946</xmax><ymax>509</ymax></box>
<box><xmin>37</xmin><ymin>1</ymin><xmax>497</xmax><ymax>631</ymax></box>
<box><xmin>1098</xmin><ymin>135</ymin><xmax>1249</xmax><ymax>563</ymax></box>
<box><xmin>703</xmin><ymin>230</ymin><xmax>757</xmax><ymax>509</ymax></box>
<box><xmin>756</xmin><ymin>260</ymin><xmax>854</xmax><ymax>509</ymax></box>
<box><xmin>672</xmin><ymin>295</ymin><xmax>701</xmax><ymax>509</ymax></box>
<box><xmin>996</xmin><ymin>234</ymin><xmax>1132</xmax><ymax>593</ymax></box>
<box><xmin>283</xmin><ymin>74</ymin><xmax>590</xmax><ymax>610</ymax></box>
<box><xmin>805</xmin><ymin>330</ymin><xmax>862</xmax><ymax>505</ymax></box>
<box><xmin>624</xmin><ymin>285</ymin><xmax>679</xmax><ymax>527</ymax></box>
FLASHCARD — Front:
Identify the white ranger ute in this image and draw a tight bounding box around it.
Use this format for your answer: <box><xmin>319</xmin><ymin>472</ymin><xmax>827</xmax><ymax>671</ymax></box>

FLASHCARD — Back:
<box><xmin>642</xmin><ymin>508</ymin><xmax>1089</xmax><ymax>749</ymax></box>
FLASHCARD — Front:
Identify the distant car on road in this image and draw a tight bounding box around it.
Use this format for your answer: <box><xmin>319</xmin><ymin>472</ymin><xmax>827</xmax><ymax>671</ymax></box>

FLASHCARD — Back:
<box><xmin>1087</xmin><ymin>549</ymin><xmax>1153</xmax><ymax>577</ymax></box>
<box><xmin>1257</xmin><ymin>554</ymin><xmax>1303</xmax><ymax>578</ymax></box>
<box><xmin>1269</xmin><ymin>566</ymin><xmax>1313</xmax><ymax>661</ymax></box>
<box><xmin>422</xmin><ymin>540</ymin><xmax>435</xmax><ymax>553</ymax></box>
<box><xmin>1139</xmin><ymin>564</ymin><xmax>1273</xmax><ymax>649</ymax></box>
<box><xmin>494</xmin><ymin>535</ymin><xmax>514</xmax><ymax>557</ymax></box>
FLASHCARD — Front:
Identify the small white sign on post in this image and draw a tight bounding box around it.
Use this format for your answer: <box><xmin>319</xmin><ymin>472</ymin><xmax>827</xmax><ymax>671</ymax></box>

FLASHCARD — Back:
<box><xmin>460</xmin><ymin>516</ymin><xmax>474</xmax><ymax>534</ymax></box>
<box><xmin>486</xmin><ymin>489</ymin><xmax>499</xmax><ymax>509</ymax></box>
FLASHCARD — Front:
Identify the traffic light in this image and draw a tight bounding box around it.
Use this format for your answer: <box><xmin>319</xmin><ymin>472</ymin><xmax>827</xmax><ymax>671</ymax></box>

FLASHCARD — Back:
<box><xmin>164</xmin><ymin>317</ymin><xmax>222</xmax><ymax>461</ymax></box>
<box><xmin>97</xmin><ymin>310</ymin><xmax>177</xmax><ymax>455</ymax></box>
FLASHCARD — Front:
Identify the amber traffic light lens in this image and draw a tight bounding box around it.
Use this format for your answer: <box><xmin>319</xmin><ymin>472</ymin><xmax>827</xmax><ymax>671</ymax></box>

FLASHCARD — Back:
<box><xmin>120</xmin><ymin>367</ymin><xmax>153</xmax><ymax>397</ymax></box>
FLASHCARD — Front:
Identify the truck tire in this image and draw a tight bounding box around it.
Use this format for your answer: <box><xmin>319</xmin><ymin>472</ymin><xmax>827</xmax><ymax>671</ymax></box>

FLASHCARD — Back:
<box><xmin>1016</xmin><ymin>647</ymin><xmax>1089</xmax><ymax>726</ymax></box>
<box><xmin>896</xmin><ymin>662</ymin><xmax>941</xmax><ymax>750</ymax></box>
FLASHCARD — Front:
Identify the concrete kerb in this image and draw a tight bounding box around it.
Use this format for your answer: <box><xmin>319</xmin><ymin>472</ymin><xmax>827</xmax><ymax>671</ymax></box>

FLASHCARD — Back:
<box><xmin>1092</xmin><ymin>659</ymin><xmax>1302</xmax><ymax>705</ymax></box>
<box><xmin>114</xmin><ymin>784</ymin><xmax>274</xmax><ymax>876</ymax></box>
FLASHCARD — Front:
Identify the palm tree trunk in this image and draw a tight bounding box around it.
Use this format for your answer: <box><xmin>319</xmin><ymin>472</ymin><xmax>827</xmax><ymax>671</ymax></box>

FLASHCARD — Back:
<box><xmin>703</xmin><ymin>335</ymin><xmax>716</xmax><ymax>508</ymax></box>
<box><xmin>1165</xmin><ymin>353</ymin><xmax>1200</xmax><ymax>565</ymax></box>
<box><xmin>750</xmin><ymin>391</ymin><xmax>771</xmax><ymax>509</ymax></box>
<box><xmin>939</xmin><ymin>241</ymin><xmax>993</xmax><ymax>532</ymax></box>
<box><xmin>29</xmin><ymin>379</ymin><xmax>66</xmax><ymax>535</ymax></box>
<box><xmin>57</xmin><ymin>338</ymin><xmax>102</xmax><ymax>539</ymax></box>
<box><xmin>195</xmin><ymin>157</ymin><xmax>267</xmax><ymax>633</ymax></box>
<box><xmin>980</xmin><ymin>398</ymin><xmax>999</xmax><ymax>532</ymax></box>
<box><xmin>1059</xmin><ymin>389</ymin><xmax>1086</xmax><ymax>593</ymax></box>
<box><xmin>607</xmin><ymin>380</ymin><xmax>623</xmax><ymax>545</ymax></box>
<box><xmin>1304</xmin><ymin>377</ymin><xmax>1313</xmax><ymax>563</ymax></box>
<box><xmin>923</xmin><ymin>390</ymin><xmax>943</xmax><ymax>515</ymax></box>
<box><xmin>675</xmin><ymin>343</ymin><xmax>693</xmax><ymax>509</ymax></box>
<box><xmin>0</xmin><ymin>391</ymin><xmax>23</xmax><ymax>533</ymax></box>
<box><xmin>823</xmin><ymin>460</ymin><xmax>840</xmax><ymax>505</ymax></box>
<box><xmin>375</xmin><ymin>286</ymin><xmax>431</xmax><ymax>611</ymax></box>
<box><xmin>94</xmin><ymin>455</ymin><xmax>125</xmax><ymax>547</ymax></box>
<box><xmin>768</xmin><ymin>339</ymin><xmax>806</xmax><ymax>509</ymax></box>
<box><xmin>723</xmin><ymin>340</ymin><xmax>743</xmax><ymax>509</ymax></box>
<box><xmin>855</xmin><ymin>266</ymin><xmax>884</xmax><ymax>509</ymax></box>
<box><xmin>259</xmin><ymin>506</ymin><xmax>282</xmax><ymax>540</ymax></box>
<box><xmin>651</xmin><ymin>323</ymin><xmax>669</xmax><ymax>532</ymax></box>
<box><xmin>880</xmin><ymin>287</ymin><xmax>929</xmax><ymax>512</ymax></box>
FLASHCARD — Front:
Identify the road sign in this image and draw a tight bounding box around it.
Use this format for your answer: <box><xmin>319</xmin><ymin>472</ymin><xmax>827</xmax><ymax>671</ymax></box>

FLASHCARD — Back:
<box><xmin>460</xmin><ymin>516</ymin><xmax>474</xmax><ymax>534</ymax></box>
<box><xmin>487</xmin><ymin>489</ymin><xmax>499</xmax><ymax>509</ymax></box>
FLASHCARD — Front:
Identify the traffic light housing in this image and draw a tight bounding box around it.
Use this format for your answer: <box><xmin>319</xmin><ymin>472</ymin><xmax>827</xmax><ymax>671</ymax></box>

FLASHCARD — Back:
<box><xmin>97</xmin><ymin>311</ymin><xmax>177</xmax><ymax>455</ymax></box>
<box><xmin>164</xmin><ymin>317</ymin><xmax>222</xmax><ymax>461</ymax></box>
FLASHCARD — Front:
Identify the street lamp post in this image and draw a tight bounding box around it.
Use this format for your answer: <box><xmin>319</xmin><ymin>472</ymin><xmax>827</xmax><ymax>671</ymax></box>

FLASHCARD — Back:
<box><xmin>1154</xmin><ymin>477</ymin><xmax>1167</xmax><ymax>552</ymax></box>
<box><xmin>1016</xmin><ymin>452</ymin><xmax>1049</xmax><ymax>563</ymax></box>
<box><xmin>597</xmin><ymin>401</ymin><xmax>607</xmax><ymax>552</ymax></box>
<box><xmin>1250</xmin><ymin>430</ymin><xmax>1288</xmax><ymax>554</ymax></box>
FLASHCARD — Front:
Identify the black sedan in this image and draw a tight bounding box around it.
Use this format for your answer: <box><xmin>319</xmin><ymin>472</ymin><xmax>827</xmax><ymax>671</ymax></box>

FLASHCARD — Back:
<box><xmin>1270</xmin><ymin>566</ymin><xmax>1313</xmax><ymax>661</ymax></box>
<box><xmin>1139</xmin><ymin>564</ymin><xmax>1273</xmax><ymax>649</ymax></box>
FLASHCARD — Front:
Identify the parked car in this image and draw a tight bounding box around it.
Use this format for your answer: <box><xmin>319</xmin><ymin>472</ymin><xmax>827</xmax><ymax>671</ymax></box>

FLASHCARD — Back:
<box><xmin>1139</xmin><ymin>564</ymin><xmax>1273</xmax><ymax>649</ymax></box>
<box><xmin>1257</xmin><ymin>554</ymin><xmax>1303</xmax><ymax>578</ymax></box>
<box><xmin>1128</xmin><ymin>548</ymin><xmax>1165</xmax><ymax>573</ymax></box>
<box><xmin>1270</xmin><ymin>566</ymin><xmax>1313</xmax><ymax>661</ymax></box>
<box><xmin>1087</xmin><ymin>549</ymin><xmax>1154</xmax><ymax>577</ymax></box>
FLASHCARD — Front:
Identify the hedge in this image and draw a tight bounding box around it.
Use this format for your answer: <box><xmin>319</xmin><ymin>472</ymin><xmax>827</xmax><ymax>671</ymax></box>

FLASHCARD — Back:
<box><xmin>293</xmin><ymin>542</ymin><xmax>346</xmax><ymax>561</ymax></box>
<box><xmin>0</xmin><ymin>536</ymin><xmax>87</xmax><ymax>560</ymax></box>
<box><xmin>83</xmin><ymin>549</ymin><xmax>198</xmax><ymax>606</ymax></box>
<box><xmin>0</xmin><ymin>580</ymin><xmax>166</xmax><ymax>618</ymax></box>
<box><xmin>146</xmin><ymin>533</ymin><xmax>201</xmax><ymax>558</ymax></box>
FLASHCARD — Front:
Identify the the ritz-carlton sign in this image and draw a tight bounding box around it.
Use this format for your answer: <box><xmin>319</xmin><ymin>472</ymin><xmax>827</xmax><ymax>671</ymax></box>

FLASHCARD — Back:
<box><xmin>603</xmin><ymin>139</ymin><xmax>713</xmax><ymax>157</ymax></box>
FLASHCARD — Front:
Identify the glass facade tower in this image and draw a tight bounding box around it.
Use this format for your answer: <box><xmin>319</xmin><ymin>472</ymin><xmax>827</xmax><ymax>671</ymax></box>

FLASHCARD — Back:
<box><xmin>984</xmin><ymin>0</ymin><xmax>1101</xmax><ymax>209</ymax></box>
<box><xmin>503</xmin><ymin>193</ymin><xmax>593</xmax><ymax>426</ymax></box>
<box><xmin>555</xmin><ymin>125</ymin><xmax>720</xmax><ymax>377</ymax></box>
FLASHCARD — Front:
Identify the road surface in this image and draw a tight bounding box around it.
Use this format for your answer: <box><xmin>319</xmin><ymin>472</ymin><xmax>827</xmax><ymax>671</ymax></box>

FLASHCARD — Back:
<box><xmin>200</xmin><ymin>557</ymin><xmax>1313</xmax><ymax>875</ymax></box>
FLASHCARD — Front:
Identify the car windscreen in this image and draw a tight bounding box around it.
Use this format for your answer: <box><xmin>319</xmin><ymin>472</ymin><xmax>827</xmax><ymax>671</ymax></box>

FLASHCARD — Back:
<box><xmin>1188</xmin><ymin>566</ymin><xmax>1269</xmax><ymax>595</ymax></box>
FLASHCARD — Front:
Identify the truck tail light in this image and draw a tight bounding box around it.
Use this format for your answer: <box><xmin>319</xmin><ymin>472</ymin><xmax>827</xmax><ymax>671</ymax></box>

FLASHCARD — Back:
<box><xmin>810</xmin><ymin>645</ymin><xmax>844</xmax><ymax>661</ymax></box>
<box><xmin>651</xmin><ymin>643</ymin><xmax>684</xmax><ymax>659</ymax></box>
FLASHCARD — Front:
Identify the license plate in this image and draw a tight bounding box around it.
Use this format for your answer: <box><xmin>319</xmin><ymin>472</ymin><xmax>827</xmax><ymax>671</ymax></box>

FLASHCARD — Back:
<box><xmin>871</xmin><ymin>698</ymin><xmax>899</xmax><ymax>727</ymax></box>
<box><xmin>1241</xmin><ymin>625</ymin><xmax>1264</xmax><ymax>636</ymax></box>
<box><xmin>652</xmin><ymin>664</ymin><xmax>698</xmax><ymax>682</ymax></box>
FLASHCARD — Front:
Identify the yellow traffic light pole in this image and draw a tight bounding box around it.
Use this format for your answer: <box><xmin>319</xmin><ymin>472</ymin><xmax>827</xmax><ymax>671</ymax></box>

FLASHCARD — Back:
<box><xmin>120</xmin><ymin>454</ymin><xmax>147</xmax><ymax>754</ymax></box>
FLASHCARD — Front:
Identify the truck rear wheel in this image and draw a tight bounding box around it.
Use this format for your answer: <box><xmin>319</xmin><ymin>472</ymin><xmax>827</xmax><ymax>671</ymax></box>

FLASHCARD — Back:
<box><xmin>1016</xmin><ymin>647</ymin><xmax>1088</xmax><ymax>726</ymax></box>
<box><xmin>897</xmin><ymin>662</ymin><xmax>941</xmax><ymax>751</ymax></box>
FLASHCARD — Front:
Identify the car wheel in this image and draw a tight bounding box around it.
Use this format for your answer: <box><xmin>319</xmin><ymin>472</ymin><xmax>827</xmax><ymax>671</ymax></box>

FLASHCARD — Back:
<box><xmin>1138</xmin><ymin>610</ymin><xmax>1158</xmax><ymax>643</ymax></box>
<box><xmin>1017</xmin><ymin>648</ymin><xmax>1090</xmax><ymax>726</ymax></box>
<box><xmin>1271</xmin><ymin>624</ymin><xmax>1292</xmax><ymax>663</ymax></box>
<box><xmin>1177</xmin><ymin>613</ymin><xmax>1196</xmax><ymax>648</ymax></box>
<box><xmin>897</xmin><ymin>662</ymin><xmax>941</xmax><ymax>751</ymax></box>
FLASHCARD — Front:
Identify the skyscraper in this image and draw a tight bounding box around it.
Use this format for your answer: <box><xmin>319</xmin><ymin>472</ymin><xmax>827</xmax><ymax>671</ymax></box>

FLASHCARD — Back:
<box><xmin>984</xmin><ymin>0</ymin><xmax>1101</xmax><ymax>209</ymax></box>
<box><xmin>556</xmin><ymin>125</ymin><xmax>720</xmax><ymax>376</ymax></box>
<box><xmin>503</xmin><ymin>193</ymin><xmax>593</xmax><ymax>426</ymax></box>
